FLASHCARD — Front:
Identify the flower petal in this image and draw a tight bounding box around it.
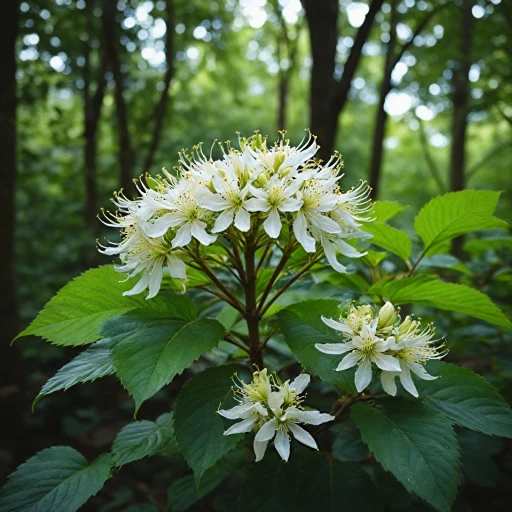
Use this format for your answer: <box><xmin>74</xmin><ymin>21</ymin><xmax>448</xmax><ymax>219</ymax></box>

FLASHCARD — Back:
<box><xmin>289</xmin><ymin>374</ymin><xmax>310</xmax><ymax>394</ymax></box>
<box><xmin>315</xmin><ymin>343</ymin><xmax>352</xmax><ymax>355</ymax></box>
<box><xmin>399</xmin><ymin>364</ymin><xmax>418</xmax><ymax>397</ymax></box>
<box><xmin>380</xmin><ymin>371</ymin><xmax>398</xmax><ymax>396</ymax></box>
<box><xmin>274</xmin><ymin>428</ymin><xmax>290</xmax><ymax>462</ymax></box>
<box><xmin>191</xmin><ymin>220</ymin><xmax>217</xmax><ymax>245</ymax></box>
<box><xmin>253</xmin><ymin>438</ymin><xmax>269</xmax><ymax>462</ymax></box>
<box><xmin>212</xmin><ymin>209</ymin><xmax>234</xmax><ymax>233</ymax></box>
<box><xmin>336</xmin><ymin>351</ymin><xmax>362</xmax><ymax>371</ymax></box>
<box><xmin>167</xmin><ymin>255</ymin><xmax>187</xmax><ymax>279</ymax></box>
<box><xmin>354</xmin><ymin>358</ymin><xmax>372</xmax><ymax>392</ymax></box>
<box><xmin>372</xmin><ymin>353</ymin><xmax>401</xmax><ymax>372</ymax></box>
<box><xmin>285</xmin><ymin>407</ymin><xmax>334</xmax><ymax>425</ymax></box>
<box><xmin>293</xmin><ymin>211</ymin><xmax>316</xmax><ymax>253</ymax></box>
<box><xmin>255</xmin><ymin>418</ymin><xmax>278</xmax><ymax>442</ymax></box>
<box><xmin>234</xmin><ymin>207</ymin><xmax>251</xmax><ymax>232</ymax></box>
<box><xmin>223</xmin><ymin>416</ymin><xmax>257</xmax><ymax>435</ymax></box>
<box><xmin>172</xmin><ymin>223</ymin><xmax>192</xmax><ymax>248</ymax></box>
<box><xmin>288</xmin><ymin>423</ymin><xmax>318</xmax><ymax>450</ymax></box>
<box><xmin>263</xmin><ymin>208</ymin><xmax>282</xmax><ymax>238</ymax></box>
<box><xmin>321</xmin><ymin>316</ymin><xmax>353</xmax><ymax>335</ymax></box>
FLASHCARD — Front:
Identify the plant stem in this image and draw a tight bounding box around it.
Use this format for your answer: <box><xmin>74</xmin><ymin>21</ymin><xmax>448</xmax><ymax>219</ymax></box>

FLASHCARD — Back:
<box><xmin>244</xmin><ymin>236</ymin><xmax>264</xmax><ymax>368</ymax></box>
<box><xmin>224</xmin><ymin>333</ymin><xmax>250</xmax><ymax>353</ymax></box>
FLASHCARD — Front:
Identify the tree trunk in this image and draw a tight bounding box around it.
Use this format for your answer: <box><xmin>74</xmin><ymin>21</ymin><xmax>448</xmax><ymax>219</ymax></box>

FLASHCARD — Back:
<box><xmin>368</xmin><ymin>0</ymin><xmax>397</xmax><ymax>199</ymax></box>
<box><xmin>0</xmin><ymin>0</ymin><xmax>23</xmax><ymax>478</ymax></box>
<box><xmin>449</xmin><ymin>0</ymin><xmax>474</xmax><ymax>192</ymax></box>
<box><xmin>83</xmin><ymin>1</ymin><xmax>107</xmax><ymax>234</ymax></box>
<box><xmin>104</xmin><ymin>0</ymin><xmax>135</xmax><ymax>197</ymax></box>
<box><xmin>142</xmin><ymin>0</ymin><xmax>175</xmax><ymax>174</ymax></box>
<box><xmin>303</xmin><ymin>0</ymin><xmax>383</xmax><ymax>161</ymax></box>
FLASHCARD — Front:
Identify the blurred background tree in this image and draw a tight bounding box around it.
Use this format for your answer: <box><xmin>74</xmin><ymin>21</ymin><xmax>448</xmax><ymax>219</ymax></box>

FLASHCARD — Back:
<box><xmin>1</xmin><ymin>0</ymin><xmax>511</xmax><ymax>510</ymax></box>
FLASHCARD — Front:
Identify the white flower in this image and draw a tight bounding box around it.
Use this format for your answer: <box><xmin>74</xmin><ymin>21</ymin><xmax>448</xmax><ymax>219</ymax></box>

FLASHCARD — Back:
<box><xmin>316</xmin><ymin>318</ymin><xmax>400</xmax><ymax>392</ymax></box>
<box><xmin>197</xmin><ymin>167</ymin><xmax>252</xmax><ymax>233</ymax></box>
<box><xmin>380</xmin><ymin>318</ymin><xmax>446</xmax><ymax>397</ymax></box>
<box><xmin>219</xmin><ymin>370</ymin><xmax>333</xmax><ymax>462</ymax></box>
<box><xmin>98</xmin><ymin>226</ymin><xmax>186</xmax><ymax>299</ymax></box>
<box><xmin>245</xmin><ymin>175</ymin><xmax>303</xmax><ymax>238</ymax></box>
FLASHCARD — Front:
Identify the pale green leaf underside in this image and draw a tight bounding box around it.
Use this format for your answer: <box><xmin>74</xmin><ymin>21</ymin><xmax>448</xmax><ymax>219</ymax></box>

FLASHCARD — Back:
<box><xmin>277</xmin><ymin>299</ymin><xmax>357</xmax><ymax>394</ymax></box>
<box><xmin>16</xmin><ymin>266</ymin><xmax>197</xmax><ymax>346</ymax></box>
<box><xmin>174</xmin><ymin>364</ymin><xmax>245</xmax><ymax>482</ymax></box>
<box><xmin>0</xmin><ymin>447</ymin><xmax>112</xmax><ymax>512</ymax></box>
<box><xmin>414</xmin><ymin>190</ymin><xmax>507</xmax><ymax>255</ymax></box>
<box><xmin>112</xmin><ymin>413</ymin><xmax>175</xmax><ymax>466</ymax></box>
<box><xmin>363</xmin><ymin>223</ymin><xmax>411</xmax><ymax>262</ymax></box>
<box><xmin>34</xmin><ymin>339</ymin><xmax>115</xmax><ymax>408</ymax></box>
<box><xmin>417</xmin><ymin>361</ymin><xmax>512</xmax><ymax>438</ymax></box>
<box><xmin>351</xmin><ymin>400</ymin><xmax>461</xmax><ymax>512</ymax></box>
<box><xmin>369</xmin><ymin>275</ymin><xmax>511</xmax><ymax>329</ymax></box>
<box><xmin>112</xmin><ymin>316</ymin><xmax>225</xmax><ymax>412</ymax></box>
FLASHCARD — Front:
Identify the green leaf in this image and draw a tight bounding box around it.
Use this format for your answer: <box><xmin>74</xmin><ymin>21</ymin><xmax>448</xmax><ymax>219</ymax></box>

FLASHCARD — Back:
<box><xmin>332</xmin><ymin>425</ymin><xmax>367</xmax><ymax>463</ymax></box>
<box><xmin>369</xmin><ymin>275</ymin><xmax>512</xmax><ymax>329</ymax></box>
<box><xmin>464</xmin><ymin>236</ymin><xmax>512</xmax><ymax>256</ymax></box>
<box><xmin>33</xmin><ymin>339</ymin><xmax>115</xmax><ymax>408</ymax></box>
<box><xmin>276</xmin><ymin>300</ymin><xmax>357</xmax><ymax>394</ymax></box>
<box><xmin>418</xmin><ymin>254</ymin><xmax>471</xmax><ymax>275</ymax></box>
<box><xmin>16</xmin><ymin>266</ymin><xmax>197</xmax><ymax>346</ymax></box>
<box><xmin>361</xmin><ymin>250</ymin><xmax>387</xmax><ymax>267</ymax></box>
<box><xmin>416</xmin><ymin>361</ymin><xmax>512</xmax><ymax>438</ymax></box>
<box><xmin>363</xmin><ymin>223</ymin><xmax>411</xmax><ymax>262</ymax></box>
<box><xmin>112</xmin><ymin>314</ymin><xmax>225</xmax><ymax>411</ymax></box>
<box><xmin>112</xmin><ymin>413</ymin><xmax>175</xmax><ymax>466</ymax></box>
<box><xmin>351</xmin><ymin>399</ymin><xmax>461</xmax><ymax>512</ymax></box>
<box><xmin>238</xmin><ymin>454</ymin><xmax>299</xmax><ymax>512</ymax></box>
<box><xmin>414</xmin><ymin>190</ymin><xmax>507</xmax><ymax>255</ymax></box>
<box><xmin>0</xmin><ymin>447</ymin><xmax>112</xmax><ymax>512</ymax></box>
<box><xmin>295</xmin><ymin>452</ymin><xmax>380</xmax><ymax>512</ymax></box>
<box><xmin>174</xmin><ymin>364</ymin><xmax>245</xmax><ymax>482</ymax></box>
<box><xmin>371</xmin><ymin>201</ymin><xmax>409</xmax><ymax>223</ymax></box>
<box><xmin>167</xmin><ymin>450</ymin><xmax>244</xmax><ymax>512</ymax></box>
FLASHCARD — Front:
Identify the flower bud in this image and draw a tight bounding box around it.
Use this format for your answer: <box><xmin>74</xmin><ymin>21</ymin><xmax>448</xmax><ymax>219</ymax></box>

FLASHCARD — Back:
<box><xmin>378</xmin><ymin>301</ymin><xmax>397</xmax><ymax>328</ymax></box>
<box><xmin>257</xmin><ymin>172</ymin><xmax>269</xmax><ymax>186</ymax></box>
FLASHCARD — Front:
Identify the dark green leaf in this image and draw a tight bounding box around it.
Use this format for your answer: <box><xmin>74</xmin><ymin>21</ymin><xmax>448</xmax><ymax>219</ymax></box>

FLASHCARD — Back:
<box><xmin>332</xmin><ymin>425</ymin><xmax>367</xmax><ymax>462</ymax></box>
<box><xmin>34</xmin><ymin>339</ymin><xmax>115</xmax><ymax>408</ymax></box>
<box><xmin>369</xmin><ymin>275</ymin><xmax>512</xmax><ymax>329</ymax></box>
<box><xmin>112</xmin><ymin>413</ymin><xmax>175</xmax><ymax>466</ymax></box>
<box><xmin>174</xmin><ymin>364</ymin><xmax>245</xmax><ymax>482</ymax></box>
<box><xmin>351</xmin><ymin>399</ymin><xmax>461</xmax><ymax>512</ymax></box>
<box><xmin>295</xmin><ymin>452</ymin><xmax>380</xmax><ymax>512</ymax></box>
<box><xmin>112</xmin><ymin>316</ymin><xmax>225</xmax><ymax>412</ymax></box>
<box><xmin>0</xmin><ymin>447</ymin><xmax>112</xmax><ymax>512</ymax></box>
<box><xmin>238</xmin><ymin>453</ymin><xmax>299</xmax><ymax>512</ymax></box>
<box><xmin>277</xmin><ymin>300</ymin><xmax>357</xmax><ymax>394</ymax></box>
<box><xmin>16</xmin><ymin>266</ymin><xmax>196</xmax><ymax>346</ymax></box>
<box><xmin>417</xmin><ymin>361</ymin><xmax>512</xmax><ymax>438</ymax></box>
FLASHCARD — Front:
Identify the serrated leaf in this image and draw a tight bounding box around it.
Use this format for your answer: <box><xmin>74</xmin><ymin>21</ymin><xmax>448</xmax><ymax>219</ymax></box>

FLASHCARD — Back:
<box><xmin>167</xmin><ymin>450</ymin><xmax>244</xmax><ymax>512</ymax></box>
<box><xmin>371</xmin><ymin>201</ymin><xmax>409</xmax><ymax>223</ymax></box>
<box><xmin>363</xmin><ymin>223</ymin><xmax>411</xmax><ymax>262</ymax></box>
<box><xmin>351</xmin><ymin>399</ymin><xmax>461</xmax><ymax>512</ymax></box>
<box><xmin>414</xmin><ymin>190</ymin><xmax>507</xmax><ymax>255</ymax></box>
<box><xmin>418</xmin><ymin>254</ymin><xmax>471</xmax><ymax>275</ymax></box>
<box><xmin>0</xmin><ymin>447</ymin><xmax>112</xmax><ymax>512</ymax></box>
<box><xmin>34</xmin><ymin>339</ymin><xmax>115</xmax><ymax>408</ymax></box>
<box><xmin>112</xmin><ymin>314</ymin><xmax>225</xmax><ymax>411</ymax></box>
<box><xmin>276</xmin><ymin>300</ymin><xmax>357</xmax><ymax>394</ymax></box>
<box><xmin>369</xmin><ymin>275</ymin><xmax>511</xmax><ymax>329</ymax></box>
<box><xmin>238</xmin><ymin>454</ymin><xmax>299</xmax><ymax>512</ymax></box>
<box><xmin>295</xmin><ymin>452</ymin><xmax>380</xmax><ymax>512</ymax></box>
<box><xmin>15</xmin><ymin>266</ymin><xmax>196</xmax><ymax>346</ymax></box>
<box><xmin>417</xmin><ymin>361</ymin><xmax>512</xmax><ymax>438</ymax></box>
<box><xmin>332</xmin><ymin>425</ymin><xmax>367</xmax><ymax>462</ymax></box>
<box><xmin>174</xmin><ymin>364</ymin><xmax>245</xmax><ymax>482</ymax></box>
<box><xmin>112</xmin><ymin>413</ymin><xmax>175</xmax><ymax>466</ymax></box>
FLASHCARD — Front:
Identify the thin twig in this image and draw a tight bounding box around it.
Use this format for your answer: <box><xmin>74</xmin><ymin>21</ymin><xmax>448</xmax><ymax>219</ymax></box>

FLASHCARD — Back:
<box><xmin>261</xmin><ymin>326</ymin><xmax>278</xmax><ymax>349</ymax></box>
<box><xmin>224</xmin><ymin>333</ymin><xmax>250</xmax><ymax>353</ymax></box>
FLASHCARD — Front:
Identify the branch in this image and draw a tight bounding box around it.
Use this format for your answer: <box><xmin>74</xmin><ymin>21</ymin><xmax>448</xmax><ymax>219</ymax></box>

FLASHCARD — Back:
<box><xmin>332</xmin><ymin>0</ymin><xmax>384</xmax><ymax>113</ymax></box>
<box><xmin>142</xmin><ymin>0</ymin><xmax>175</xmax><ymax>174</ymax></box>
<box><xmin>224</xmin><ymin>333</ymin><xmax>250</xmax><ymax>353</ymax></box>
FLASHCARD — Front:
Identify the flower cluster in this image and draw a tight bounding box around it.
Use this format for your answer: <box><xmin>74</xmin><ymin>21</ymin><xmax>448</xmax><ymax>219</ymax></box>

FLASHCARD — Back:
<box><xmin>316</xmin><ymin>302</ymin><xmax>447</xmax><ymax>397</ymax></box>
<box><xmin>218</xmin><ymin>369</ymin><xmax>334</xmax><ymax>462</ymax></box>
<box><xmin>99</xmin><ymin>131</ymin><xmax>372</xmax><ymax>298</ymax></box>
